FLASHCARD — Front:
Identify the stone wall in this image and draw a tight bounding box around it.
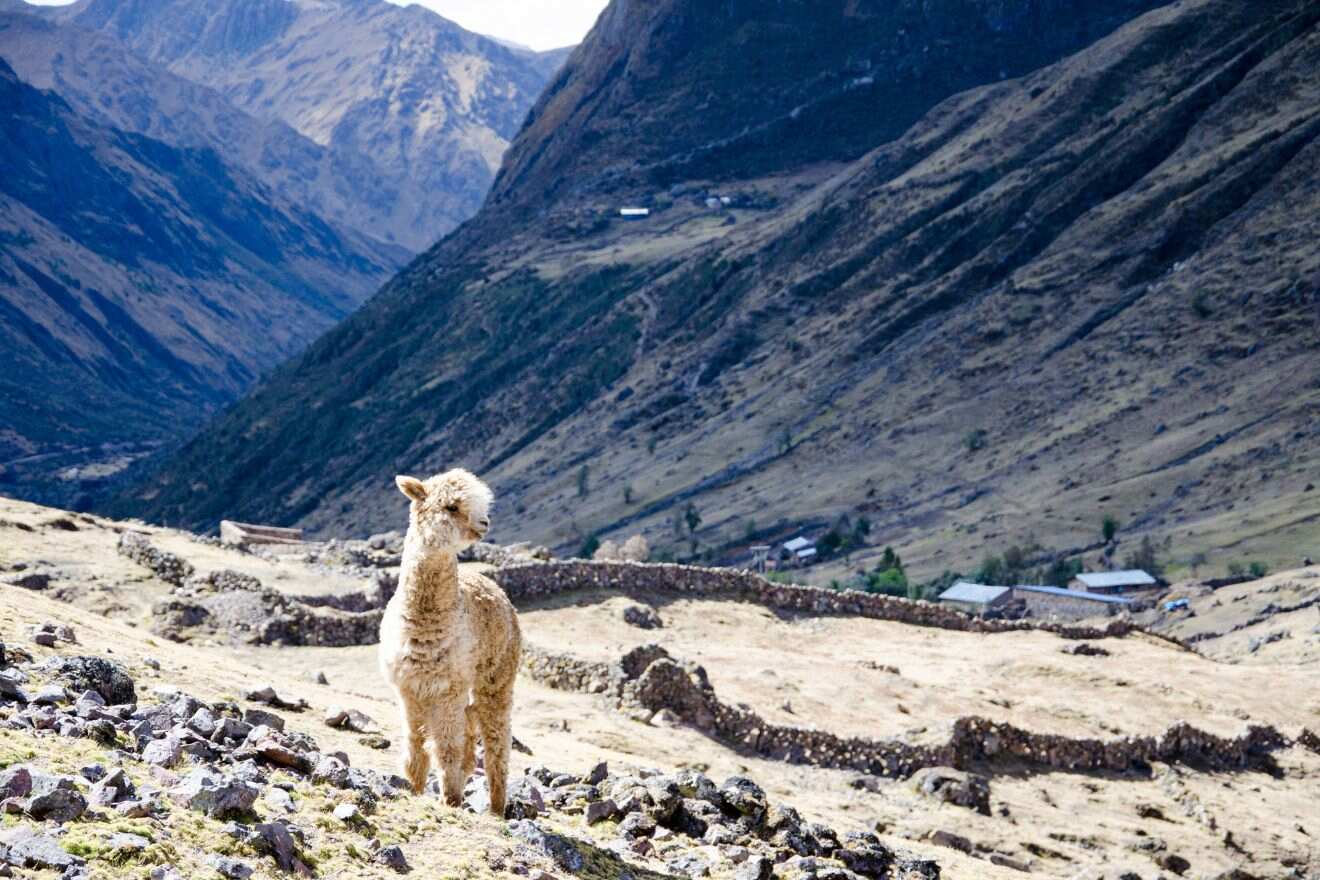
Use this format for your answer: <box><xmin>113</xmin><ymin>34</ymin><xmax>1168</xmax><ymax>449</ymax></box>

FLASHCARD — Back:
<box><xmin>522</xmin><ymin>642</ymin><xmax>1305</xmax><ymax>780</ymax></box>
<box><xmin>1013</xmin><ymin>589</ymin><xmax>1128</xmax><ymax>621</ymax></box>
<box><xmin>493</xmin><ymin>561</ymin><xmax>1184</xmax><ymax>646</ymax></box>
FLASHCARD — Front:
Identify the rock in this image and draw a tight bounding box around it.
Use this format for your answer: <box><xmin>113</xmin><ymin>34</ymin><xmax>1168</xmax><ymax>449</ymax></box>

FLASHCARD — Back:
<box><xmin>928</xmin><ymin>829</ymin><xmax>973</xmax><ymax>853</ymax></box>
<box><xmin>149</xmin><ymin>868</ymin><xmax>185</xmax><ymax>880</ymax></box>
<box><xmin>245</xmin><ymin>684</ymin><xmax>279</xmax><ymax>704</ymax></box>
<box><xmin>107</xmin><ymin>833</ymin><xmax>151</xmax><ymax>855</ymax></box>
<box><xmin>6</xmin><ymin>572</ymin><xmax>51</xmax><ymax>590</ymax></box>
<box><xmin>374</xmin><ymin>844</ymin><xmax>410</xmax><ymax>873</ymax></box>
<box><xmin>45</xmin><ymin>656</ymin><xmax>136</xmax><ymax>705</ymax></box>
<box><xmin>508</xmin><ymin>820</ymin><xmax>585</xmax><ymax>873</ymax></box>
<box><xmin>170</xmin><ymin>769</ymin><xmax>260</xmax><ymax>818</ymax></box>
<box><xmin>667</xmin><ymin>851</ymin><xmax>712</xmax><ymax>877</ymax></box>
<box><xmin>360</xmin><ymin>734</ymin><xmax>391</xmax><ymax>749</ymax></box>
<box><xmin>703</xmin><ymin>824</ymin><xmax>737</xmax><ymax>845</ymax></box>
<box><xmin>242</xmin><ymin>708</ymin><xmax>285</xmax><ymax>732</ymax></box>
<box><xmin>333</xmin><ymin>803</ymin><xmax>361</xmax><ymax>823</ymax></box>
<box><xmin>0</xmin><ymin>671</ymin><xmax>27</xmax><ymax>703</ymax></box>
<box><xmin>31</xmin><ymin>685</ymin><xmax>68</xmax><ymax>706</ymax></box>
<box><xmin>188</xmin><ymin>708</ymin><xmax>218</xmax><ymax>737</ymax></box>
<box><xmin>909</xmin><ymin>767</ymin><xmax>990</xmax><ymax>815</ymax></box>
<box><xmin>25</xmin><ymin>772</ymin><xmax>88</xmax><ymax>822</ymax></box>
<box><xmin>143</xmin><ymin>736</ymin><xmax>184</xmax><ymax>768</ymax></box>
<box><xmin>324</xmin><ymin>707</ymin><xmax>378</xmax><ymax>733</ymax></box>
<box><xmin>583</xmin><ymin>761</ymin><xmax>609</xmax><ymax>785</ymax></box>
<box><xmin>585</xmin><ymin>798</ymin><xmax>617</xmax><ymax>824</ymax></box>
<box><xmin>622</xmin><ymin>604</ymin><xmax>663</xmax><ymax>629</ymax></box>
<box><xmin>265</xmin><ymin>787</ymin><xmax>297</xmax><ymax>814</ymax></box>
<box><xmin>32</xmin><ymin>631</ymin><xmax>57</xmax><ymax>648</ymax></box>
<box><xmin>1157</xmin><ymin>853</ymin><xmax>1191</xmax><ymax>874</ymax></box>
<box><xmin>672</xmin><ymin>798</ymin><xmax>723</xmax><ymax>838</ymax></box>
<box><xmin>257</xmin><ymin>821</ymin><xmax>301</xmax><ymax>872</ymax></box>
<box><xmin>719</xmin><ymin>776</ymin><xmax>767</xmax><ymax>819</ymax></box>
<box><xmin>0</xmin><ymin>767</ymin><xmax>32</xmax><ymax>802</ymax></box>
<box><xmin>1</xmin><ymin>828</ymin><xmax>84</xmax><ymax>870</ymax></box>
<box><xmin>673</xmin><ymin>769</ymin><xmax>719</xmax><ymax>803</ymax></box>
<box><xmin>735</xmin><ymin>855</ymin><xmax>774</xmax><ymax>880</ymax></box>
<box><xmin>89</xmin><ymin>768</ymin><xmax>135</xmax><ymax>806</ymax></box>
<box><xmin>209</xmin><ymin>855</ymin><xmax>254</xmax><ymax>879</ymax></box>
<box><xmin>238</xmin><ymin>727</ymin><xmax>309</xmax><ymax>771</ymax></box>
<box><xmin>312</xmin><ymin>756</ymin><xmax>351</xmax><ymax>789</ymax></box>
<box><xmin>506</xmin><ymin>776</ymin><xmax>545</xmax><ymax>820</ymax></box>
<box><xmin>619</xmin><ymin>811</ymin><xmax>657</xmax><ymax>838</ymax></box>
<box><xmin>1061</xmin><ymin>643</ymin><xmax>1110</xmax><ymax>657</ymax></box>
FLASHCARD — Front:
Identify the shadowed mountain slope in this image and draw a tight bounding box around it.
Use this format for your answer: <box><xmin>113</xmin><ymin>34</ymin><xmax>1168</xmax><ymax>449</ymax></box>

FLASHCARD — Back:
<box><xmin>0</xmin><ymin>60</ymin><xmax>396</xmax><ymax>507</ymax></box>
<box><xmin>116</xmin><ymin>0</ymin><xmax>1320</xmax><ymax>579</ymax></box>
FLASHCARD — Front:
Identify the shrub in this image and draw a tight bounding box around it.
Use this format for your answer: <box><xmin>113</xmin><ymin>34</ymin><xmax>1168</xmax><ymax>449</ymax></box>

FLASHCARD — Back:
<box><xmin>1248</xmin><ymin>561</ymin><xmax>1269</xmax><ymax>579</ymax></box>
<box><xmin>963</xmin><ymin>429</ymin><xmax>988</xmax><ymax>452</ymax></box>
<box><xmin>579</xmin><ymin>535</ymin><xmax>601</xmax><ymax>559</ymax></box>
<box><xmin>576</xmin><ymin>465</ymin><xmax>590</xmax><ymax>497</ymax></box>
<box><xmin>1102</xmin><ymin>515</ymin><xmax>1119</xmax><ymax>543</ymax></box>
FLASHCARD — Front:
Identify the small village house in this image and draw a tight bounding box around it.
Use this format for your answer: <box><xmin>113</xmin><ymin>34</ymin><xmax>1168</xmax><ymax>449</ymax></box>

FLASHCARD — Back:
<box><xmin>619</xmin><ymin>207</ymin><xmax>650</xmax><ymax>219</ymax></box>
<box><xmin>1070</xmin><ymin>569</ymin><xmax>1158</xmax><ymax>595</ymax></box>
<box><xmin>937</xmin><ymin>582</ymin><xmax>1012</xmax><ymax>616</ymax></box>
<box><xmin>1013</xmin><ymin>585</ymin><xmax>1133</xmax><ymax>619</ymax></box>
<box><xmin>781</xmin><ymin>536</ymin><xmax>816</xmax><ymax>567</ymax></box>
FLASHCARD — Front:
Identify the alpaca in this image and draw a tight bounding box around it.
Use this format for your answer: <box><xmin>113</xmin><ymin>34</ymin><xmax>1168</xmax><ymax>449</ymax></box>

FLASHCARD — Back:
<box><xmin>378</xmin><ymin>469</ymin><xmax>521</xmax><ymax>813</ymax></box>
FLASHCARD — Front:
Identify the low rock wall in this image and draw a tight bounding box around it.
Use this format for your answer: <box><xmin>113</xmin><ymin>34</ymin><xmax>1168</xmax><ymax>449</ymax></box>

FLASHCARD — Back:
<box><xmin>494</xmin><ymin>561</ymin><xmax>1183</xmax><ymax>646</ymax></box>
<box><xmin>522</xmin><ymin>643</ymin><xmax>1299</xmax><ymax>780</ymax></box>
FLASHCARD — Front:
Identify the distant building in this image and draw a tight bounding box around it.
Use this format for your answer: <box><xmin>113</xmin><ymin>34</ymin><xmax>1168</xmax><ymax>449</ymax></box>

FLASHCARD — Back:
<box><xmin>619</xmin><ymin>207</ymin><xmax>650</xmax><ymax>219</ymax></box>
<box><xmin>938</xmin><ymin>582</ymin><xmax>1012</xmax><ymax>616</ymax></box>
<box><xmin>1013</xmin><ymin>585</ymin><xmax>1133</xmax><ymax>619</ymax></box>
<box><xmin>782</xmin><ymin>536</ymin><xmax>816</xmax><ymax>566</ymax></box>
<box><xmin>1070</xmin><ymin>570</ymin><xmax>1158</xmax><ymax>594</ymax></box>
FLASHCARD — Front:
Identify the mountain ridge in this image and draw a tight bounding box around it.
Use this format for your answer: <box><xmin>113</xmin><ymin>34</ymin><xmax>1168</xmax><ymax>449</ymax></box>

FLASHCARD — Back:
<box><xmin>114</xmin><ymin>0</ymin><xmax>1320</xmax><ymax>580</ymax></box>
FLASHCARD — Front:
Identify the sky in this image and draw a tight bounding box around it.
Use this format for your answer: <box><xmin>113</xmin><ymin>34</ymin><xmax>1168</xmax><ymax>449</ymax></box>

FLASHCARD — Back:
<box><xmin>23</xmin><ymin>0</ymin><xmax>608</xmax><ymax>50</ymax></box>
<box><xmin>404</xmin><ymin>0</ymin><xmax>607</xmax><ymax>51</ymax></box>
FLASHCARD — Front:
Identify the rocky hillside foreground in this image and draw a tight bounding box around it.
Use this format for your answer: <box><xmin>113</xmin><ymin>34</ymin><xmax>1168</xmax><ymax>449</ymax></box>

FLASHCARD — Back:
<box><xmin>3</xmin><ymin>495</ymin><xmax>1319</xmax><ymax>877</ymax></box>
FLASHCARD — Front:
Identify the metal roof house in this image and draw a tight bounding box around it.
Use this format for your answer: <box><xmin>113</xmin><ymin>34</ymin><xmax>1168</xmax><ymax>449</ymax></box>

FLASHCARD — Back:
<box><xmin>1070</xmin><ymin>570</ymin><xmax>1158</xmax><ymax>594</ymax></box>
<box><xmin>938</xmin><ymin>581</ymin><xmax>1012</xmax><ymax>615</ymax></box>
<box><xmin>619</xmin><ymin>207</ymin><xmax>650</xmax><ymax>219</ymax></box>
<box><xmin>1013</xmin><ymin>585</ymin><xmax>1133</xmax><ymax>619</ymax></box>
<box><xmin>783</xmin><ymin>536</ymin><xmax>813</xmax><ymax>553</ymax></box>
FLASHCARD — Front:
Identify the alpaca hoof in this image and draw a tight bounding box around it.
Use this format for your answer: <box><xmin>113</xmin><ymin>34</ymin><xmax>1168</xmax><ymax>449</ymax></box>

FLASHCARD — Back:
<box><xmin>444</xmin><ymin>794</ymin><xmax>462</xmax><ymax>808</ymax></box>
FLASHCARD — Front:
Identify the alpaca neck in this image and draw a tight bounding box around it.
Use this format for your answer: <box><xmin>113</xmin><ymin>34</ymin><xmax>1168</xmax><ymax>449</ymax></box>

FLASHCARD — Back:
<box><xmin>399</xmin><ymin>536</ymin><xmax>460</xmax><ymax>622</ymax></box>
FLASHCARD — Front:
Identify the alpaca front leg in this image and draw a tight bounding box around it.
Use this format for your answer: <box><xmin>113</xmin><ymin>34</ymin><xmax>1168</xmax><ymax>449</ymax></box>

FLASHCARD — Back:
<box><xmin>476</xmin><ymin>695</ymin><xmax>513</xmax><ymax>816</ymax></box>
<box><xmin>427</xmin><ymin>701</ymin><xmax>468</xmax><ymax>807</ymax></box>
<box><xmin>397</xmin><ymin>693</ymin><xmax>429</xmax><ymax>794</ymax></box>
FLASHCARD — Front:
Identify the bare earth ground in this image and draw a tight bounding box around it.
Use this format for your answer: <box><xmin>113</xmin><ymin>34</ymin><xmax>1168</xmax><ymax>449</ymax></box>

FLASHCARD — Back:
<box><xmin>2</xmin><ymin>495</ymin><xmax>1318</xmax><ymax>878</ymax></box>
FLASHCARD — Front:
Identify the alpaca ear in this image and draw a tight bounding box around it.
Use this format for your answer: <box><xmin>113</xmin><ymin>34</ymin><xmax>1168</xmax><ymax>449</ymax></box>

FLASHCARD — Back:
<box><xmin>395</xmin><ymin>475</ymin><xmax>427</xmax><ymax>502</ymax></box>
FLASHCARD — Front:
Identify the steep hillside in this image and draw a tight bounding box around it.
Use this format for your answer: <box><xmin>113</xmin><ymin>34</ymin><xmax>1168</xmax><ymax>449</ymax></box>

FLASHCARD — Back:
<box><xmin>117</xmin><ymin>0</ymin><xmax>1320</xmax><ymax>580</ymax></box>
<box><xmin>0</xmin><ymin>9</ymin><xmax>413</xmax><ymax>261</ymax></box>
<box><xmin>37</xmin><ymin>0</ymin><xmax>567</xmax><ymax>251</ymax></box>
<box><xmin>0</xmin><ymin>60</ymin><xmax>395</xmax><ymax>508</ymax></box>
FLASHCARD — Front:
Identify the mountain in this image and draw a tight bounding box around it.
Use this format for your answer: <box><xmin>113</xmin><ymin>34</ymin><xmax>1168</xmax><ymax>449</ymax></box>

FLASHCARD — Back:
<box><xmin>0</xmin><ymin>58</ymin><xmax>396</xmax><ymax>507</ymax></box>
<box><xmin>0</xmin><ymin>9</ymin><xmax>415</xmax><ymax>260</ymax></box>
<box><xmin>37</xmin><ymin>0</ymin><xmax>568</xmax><ymax>252</ymax></box>
<box><xmin>115</xmin><ymin>0</ymin><xmax>1320</xmax><ymax>581</ymax></box>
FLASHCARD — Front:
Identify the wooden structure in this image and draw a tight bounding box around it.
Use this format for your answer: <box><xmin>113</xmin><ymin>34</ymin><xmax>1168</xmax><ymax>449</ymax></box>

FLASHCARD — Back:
<box><xmin>219</xmin><ymin>520</ymin><xmax>305</xmax><ymax>548</ymax></box>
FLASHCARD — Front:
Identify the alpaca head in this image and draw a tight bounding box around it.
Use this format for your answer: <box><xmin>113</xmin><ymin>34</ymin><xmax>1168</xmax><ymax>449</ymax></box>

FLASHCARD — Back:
<box><xmin>395</xmin><ymin>469</ymin><xmax>493</xmax><ymax>552</ymax></box>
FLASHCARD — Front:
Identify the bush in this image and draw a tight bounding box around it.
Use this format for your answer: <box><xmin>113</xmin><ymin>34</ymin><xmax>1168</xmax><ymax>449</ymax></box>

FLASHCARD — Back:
<box><xmin>579</xmin><ymin>535</ymin><xmax>601</xmax><ymax>559</ymax></box>
<box><xmin>963</xmin><ymin>429</ymin><xmax>988</xmax><ymax>453</ymax></box>
<box><xmin>1248</xmin><ymin>561</ymin><xmax>1269</xmax><ymax>579</ymax></box>
<box><xmin>1102</xmin><ymin>515</ymin><xmax>1119</xmax><ymax>543</ymax></box>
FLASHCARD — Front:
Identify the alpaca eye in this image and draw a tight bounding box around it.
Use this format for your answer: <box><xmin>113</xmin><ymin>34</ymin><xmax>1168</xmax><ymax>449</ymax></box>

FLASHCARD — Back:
<box><xmin>445</xmin><ymin>503</ymin><xmax>460</xmax><ymax>513</ymax></box>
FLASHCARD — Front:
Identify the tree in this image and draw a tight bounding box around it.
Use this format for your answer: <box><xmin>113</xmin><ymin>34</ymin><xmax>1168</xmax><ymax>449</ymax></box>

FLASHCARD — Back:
<box><xmin>576</xmin><ymin>465</ymin><xmax>590</xmax><ymax>497</ymax></box>
<box><xmin>684</xmin><ymin>503</ymin><xmax>702</xmax><ymax>536</ymax></box>
<box><xmin>1102</xmin><ymin>515</ymin><xmax>1119</xmax><ymax>544</ymax></box>
<box><xmin>593</xmin><ymin>539</ymin><xmax>621</xmax><ymax>561</ymax></box>
<box><xmin>579</xmin><ymin>535</ymin><xmax>601</xmax><ymax>559</ymax></box>
<box><xmin>1123</xmin><ymin>534</ymin><xmax>1164</xmax><ymax>577</ymax></box>
<box><xmin>1189</xmin><ymin>552</ymin><xmax>1208</xmax><ymax>577</ymax></box>
<box><xmin>623</xmin><ymin>484</ymin><xmax>634</xmax><ymax>504</ymax></box>
<box><xmin>621</xmin><ymin>535</ymin><xmax>650</xmax><ymax>562</ymax></box>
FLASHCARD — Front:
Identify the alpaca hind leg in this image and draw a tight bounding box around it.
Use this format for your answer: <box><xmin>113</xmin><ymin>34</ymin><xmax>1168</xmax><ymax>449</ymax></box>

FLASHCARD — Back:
<box><xmin>397</xmin><ymin>693</ymin><xmax>429</xmax><ymax>795</ymax></box>
<box><xmin>461</xmin><ymin>703</ymin><xmax>479</xmax><ymax>780</ymax></box>
<box><xmin>427</xmin><ymin>698</ymin><xmax>468</xmax><ymax>807</ymax></box>
<box><xmin>475</xmin><ymin>692</ymin><xmax>513</xmax><ymax>816</ymax></box>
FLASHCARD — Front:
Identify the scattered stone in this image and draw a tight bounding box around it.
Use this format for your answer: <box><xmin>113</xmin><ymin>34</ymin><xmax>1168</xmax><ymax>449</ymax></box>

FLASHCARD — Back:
<box><xmin>509</xmin><ymin>820</ymin><xmax>585</xmax><ymax>874</ymax></box>
<box><xmin>257</xmin><ymin>821</ymin><xmax>302</xmax><ymax>872</ymax></box>
<box><xmin>45</xmin><ymin>656</ymin><xmax>136</xmax><ymax>705</ymax></box>
<box><xmin>324</xmin><ymin>706</ymin><xmax>378</xmax><ymax>733</ymax></box>
<box><xmin>623</xmin><ymin>604</ymin><xmax>663</xmax><ymax>629</ymax></box>
<box><xmin>667</xmin><ymin>851</ymin><xmax>712</xmax><ymax>878</ymax></box>
<box><xmin>24</xmin><ymin>771</ymin><xmax>88</xmax><ymax>822</ymax></box>
<box><xmin>1061</xmin><ymin>643</ymin><xmax>1110</xmax><ymax>657</ymax></box>
<box><xmin>585</xmin><ymin>798</ymin><xmax>616</xmax><ymax>824</ymax></box>
<box><xmin>1</xmin><ymin>828</ymin><xmax>84</xmax><ymax>870</ymax></box>
<box><xmin>108</xmin><ymin>833</ymin><xmax>151</xmax><ymax>855</ymax></box>
<box><xmin>360</xmin><ymin>734</ymin><xmax>391</xmax><ymax>750</ymax></box>
<box><xmin>719</xmin><ymin>775</ymin><xmax>767</xmax><ymax>819</ymax></box>
<box><xmin>6</xmin><ymin>573</ymin><xmax>51</xmax><ymax>590</ymax></box>
<box><xmin>143</xmin><ymin>736</ymin><xmax>184</xmax><ymax>768</ymax></box>
<box><xmin>735</xmin><ymin>854</ymin><xmax>773</xmax><ymax>880</ymax></box>
<box><xmin>909</xmin><ymin>767</ymin><xmax>991</xmax><ymax>815</ymax></box>
<box><xmin>242</xmin><ymin>708</ymin><xmax>286</xmax><ymax>732</ymax></box>
<box><xmin>170</xmin><ymin>769</ymin><xmax>260</xmax><ymax>818</ymax></box>
<box><xmin>209</xmin><ymin>855</ymin><xmax>254</xmax><ymax>880</ymax></box>
<box><xmin>374</xmin><ymin>844</ymin><xmax>410</xmax><ymax>873</ymax></box>
<box><xmin>583</xmin><ymin>761</ymin><xmax>609</xmax><ymax>785</ymax></box>
<box><xmin>265</xmin><ymin>787</ymin><xmax>297</xmax><ymax>814</ymax></box>
<box><xmin>333</xmin><ymin>803</ymin><xmax>361</xmax><ymax>823</ymax></box>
